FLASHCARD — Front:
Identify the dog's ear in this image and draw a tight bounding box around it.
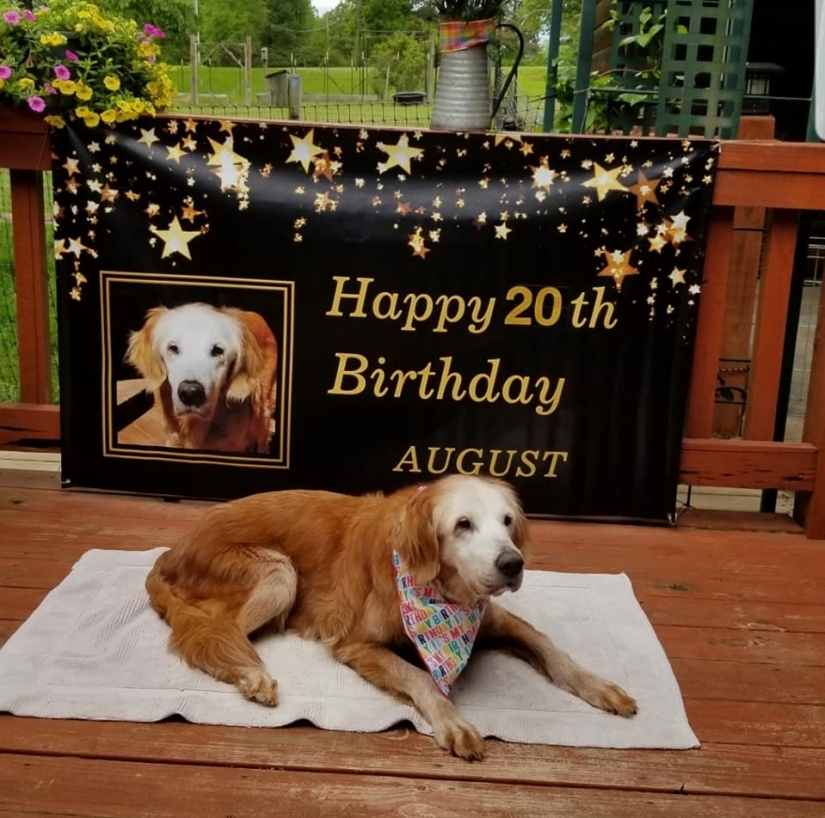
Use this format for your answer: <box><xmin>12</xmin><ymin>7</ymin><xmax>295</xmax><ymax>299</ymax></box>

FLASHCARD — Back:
<box><xmin>396</xmin><ymin>487</ymin><xmax>440</xmax><ymax>584</ymax></box>
<box><xmin>226</xmin><ymin>310</ymin><xmax>276</xmax><ymax>404</ymax></box>
<box><xmin>125</xmin><ymin>307</ymin><xmax>167</xmax><ymax>391</ymax></box>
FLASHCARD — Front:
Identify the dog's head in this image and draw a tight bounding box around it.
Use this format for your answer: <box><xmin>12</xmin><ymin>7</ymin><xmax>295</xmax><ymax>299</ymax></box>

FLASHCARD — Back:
<box><xmin>396</xmin><ymin>475</ymin><xmax>529</xmax><ymax>605</ymax></box>
<box><xmin>125</xmin><ymin>303</ymin><xmax>270</xmax><ymax>419</ymax></box>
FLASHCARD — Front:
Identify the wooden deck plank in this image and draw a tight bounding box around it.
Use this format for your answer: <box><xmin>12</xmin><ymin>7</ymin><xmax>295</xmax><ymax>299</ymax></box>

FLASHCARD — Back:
<box><xmin>2</xmin><ymin>481</ymin><xmax>825</xmax><ymax>813</ymax></box>
<box><xmin>0</xmin><ymin>719</ymin><xmax>824</xmax><ymax>802</ymax></box>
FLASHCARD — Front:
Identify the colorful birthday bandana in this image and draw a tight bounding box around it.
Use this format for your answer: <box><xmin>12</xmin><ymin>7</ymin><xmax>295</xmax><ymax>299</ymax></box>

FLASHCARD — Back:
<box><xmin>439</xmin><ymin>18</ymin><xmax>498</xmax><ymax>53</ymax></box>
<box><xmin>392</xmin><ymin>548</ymin><xmax>489</xmax><ymax>697</ymax></box>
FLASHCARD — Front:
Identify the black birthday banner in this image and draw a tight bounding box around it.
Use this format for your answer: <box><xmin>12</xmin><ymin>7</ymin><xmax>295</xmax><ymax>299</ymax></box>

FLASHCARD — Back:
<box><xmin>51</xmin><ymin>116</ymin><xmax>719</xmax><ymax>522</ymax></box>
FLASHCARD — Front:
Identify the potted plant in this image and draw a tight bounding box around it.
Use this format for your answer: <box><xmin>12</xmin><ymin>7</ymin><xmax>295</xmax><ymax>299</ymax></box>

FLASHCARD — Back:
<box><xmin>0</xmin><ymin>0</ymin><xmax>175</xmax><ymax>131</ymax></box>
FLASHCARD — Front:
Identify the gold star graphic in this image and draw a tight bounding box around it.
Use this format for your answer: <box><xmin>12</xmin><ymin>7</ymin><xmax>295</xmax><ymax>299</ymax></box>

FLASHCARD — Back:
<box><xmin>582</xmin><ymin>163</ymin><xmax>627</xmax><ymax>201</ymax></box>
<box><xmin>648</xmin><ymin>233</ymin><xmax>667</xmax><ymax>253</ymax></box>
<box><xmin>287</xmin><ymin>128</ymin><xmax>324</xmax><ymax>173</ymax></box>
<box><xmin>165</xmin><ymin>143</ymin><xmax>186</xmax><ymax>164</ymax></box>
<box><xmin>206</xmin><ymin>138</ymin><xmax>250</xmax><ymax>192</ymax></box>
<box><xmin>182</xmin><ymin>134</ymin><xmax>197</xmax><ymax>152</ymax></box>
<box><xmin>54</xmin><ymin>239</ymin><xmax>68</xmax><ymax>260</ymax></box>
<box><xmin>66</xmin><ymin>236</ymin><xmax>89</xmax><ymax>258</ymax></box>
<box><xmin>219</xmin><ymin>120</ymin><xmax>235</xmax><ymax>135</ymax></box>
<box><xmin>597</xmin><ymin>248</ymin><xmax>639</xmax><ymax>291</ymax></box>
<box><xmin>124</xmin><ymin>190</ymin><xmax>140</xmax><ymax>201</ymax></box>
<box><xmin>99</xmin><ymin>184</ymin><xmax>118</xmax><ymax>203</ymax></box>
<box><xmin>377</xmin><ymin>134</ymin><xmax>423</xmax><ymax>175</ymax></box>
<box><xmin>70</xmin><ymin>286</ymin><xmax>82</xmax><ymax>301</ymax></box>
<box><xmin>180</xmin><ymin>200</ymin><xmax>203</xmax><ymax>222</ymax></box>
<box><xmin>144</xmin><ymin>202</ymin><xmax>160</xmax><ymax>218</ymax></box>
<box><xmin>629</xmin><ymin>171</ymin><xmax>660</xmax><ymax>210</ymax></box>
<box><xmin>408</xmin><ymin>227</ymin><xmax>429</xmax><ymax>259</ymax></box>
<box><xmin>137</xmin><ymin>128</ymin><xmax>159</xmax><ymax>148</ymax></box>
<box><xmin>183</xmin><ymin>117</ymin><xmax>198</xmax><ymax>133</ymax></box>
<box><xmin>531</xmin><ymin>157</ymin><xmax>557</xmax><ymax>192</ymax></box>
<box><xmin>62</xmin><ymin>157</ymin><xmax>80</xmax><ymax>177</ymax></box>
<box><xmin>495</xmin><ymin>222</ymin><xmax>512</xmax><ymax>240</ymax></box>
<box><xmin>493</xmin><ymin>133</ymin><xmax>521</xmax><ymax>147</ymax></box>
<box><xmin>151</xmin><ymin>217</ymin><xmax>201</xmax><ymax>260</ymax></box>
<box><xmin>669</xmin><ymin>268</ymin><xmax>687</xmax><ymax>287</ymax></box>
<box><xmin>520</xmin><ymin>142</ymin><xmax>534</xmax><ymax>157</ymax></box>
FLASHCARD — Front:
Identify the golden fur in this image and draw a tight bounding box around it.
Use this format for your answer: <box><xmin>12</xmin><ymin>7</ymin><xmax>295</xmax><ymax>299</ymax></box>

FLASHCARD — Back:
<box><xmin>126</xmin><ymin>302</ymin><xmax>278</xmax><ymax>453</ymax></box>
<box><xmin>146</xmin><ymin>475</ymin><xmax>637</xmax><ymax>759</ymax></box>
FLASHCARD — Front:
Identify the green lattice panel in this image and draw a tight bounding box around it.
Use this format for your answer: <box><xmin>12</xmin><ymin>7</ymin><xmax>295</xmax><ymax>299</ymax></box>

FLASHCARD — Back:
<box><xmin>655</xmin><ymin>0</ymin><xmax>754</xmax><ymax>138</ymax></box>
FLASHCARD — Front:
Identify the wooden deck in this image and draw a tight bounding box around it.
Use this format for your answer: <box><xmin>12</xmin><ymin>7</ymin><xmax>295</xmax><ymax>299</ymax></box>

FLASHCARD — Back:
<box><xmin>1</xmin><ymin>467</ymin><xmax>824</xmax><ymax>817</ymax></box>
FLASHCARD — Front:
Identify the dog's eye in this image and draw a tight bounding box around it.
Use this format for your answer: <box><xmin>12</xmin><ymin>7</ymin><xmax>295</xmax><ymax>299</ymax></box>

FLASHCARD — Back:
<box><xmin>503</xmin><ymin>514</ymin><xmax>513</xmax><ymax>527</ymax></box>
<box><xmin>167</xmin><ymin>343</ymin><xmax>179</xmax><ymax>355</ymax></box>
<box><xmin>210</xmin><ymin>344</ymin><xmax>225</xmax><ymax>357</ymax></box>
<box><xmin>456</xmin><ymin>517</ymin><xmax>473</xmax><ymax>532</ymax></box>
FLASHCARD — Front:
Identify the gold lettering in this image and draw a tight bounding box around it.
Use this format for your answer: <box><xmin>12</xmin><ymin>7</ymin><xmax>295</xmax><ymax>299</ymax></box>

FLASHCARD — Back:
<box><xmin>468</xmin><ymin>358</ymin><xmax>501</xmax><ymax>403</ymax></box>
<box><xmin>488</xmin><ymin>449</ymin><xmax>517</xmax><ymax>477</ymax></box>
<box><xmin>427</xmin><ymin>446</ymin><xmax>455</xmax><ymax>475</ymax></box>
<box><xmin>468</xmin><ymin>295</ymin><xmax>496</xmax><ymax>334</ymax></box>
<box><xmin>515</xmin><ymin>450</ymin><xmax>541</xmax><ymax>478</ymax></box>
<box><xmin>542</xmin><ymin>451</ymin><xmax>569</xmax><ymax>477</ymax></box>
<box><xmin>393</xmin><ymin>445</ymin><xmax>422</xmax><ymax>473</ymax></box>
<box><xmin>373</xmin><ymin>290</ymin><xmax>402</xmax><ymax>321</ymax></box>
<box><xmin>401</xmin><ymin>292</ymin><xmax>434</xmax><ymax>331</ymax></box>
<box><xmin>433</xmin><ymin>294</ymin><xmax>466</xmax><ymax>333</ymax></box>
<box><xmin>328</xmin><ymin>352</ymin><xmax>368</xmax><ymax>395</ymax></box>
<box><xmin>326</xmin><ymin>276</ymin><xmax>373</xmax><ymax>318</ymax></box>
<box><xmin>502</xmin><ymin>374</ymin><xmax>533</xmax><ymax>405</ymax></box>
<box><xmin>418</xmin><ymin>361</ymin><xmax>436</xmax><ymax>399</ymax></box>
<box><xmin>534</xmin><ymin>377</ymin><xmax>565</xmax><ymax>416</ymax></box>
<box><xmin>589</xmin><ymin>286</ymin><xmax>618</xmax><ymax>329</ymax></box>
<box><xmin>369</xmin><ymin>356</ymin><xmax>389</xmax><ymax>398</ymax></box>
<box><xmin>435</xmin><ymin>357</ymin><xmax>467</xmax><ymax>400</ymax></box>
<box><xmin>390</xmin><ymin>368</ymin><xmax>418</xmax><ymax>396</ymax></box>
<box><xmin>570</xmin><ymin>292</ymin><xmax>589</xmax><ymax>328</ymax></box>
<box><xmin>456</xmin><ymin>448</ymin><xmax>484</xmax><ymax>475</ymax></box>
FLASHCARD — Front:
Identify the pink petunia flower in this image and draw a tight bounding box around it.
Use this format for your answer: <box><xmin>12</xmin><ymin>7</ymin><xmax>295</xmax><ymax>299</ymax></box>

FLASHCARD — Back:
<box><xmin>44</xmin><ymin>81</ymin><xmax>56</xmax><ymax>94</ymax></box>
<box><xmin>65</xmin><ymin>50</ymin><xmax>79</xmax><ymax>61</ymax></box>
<box><xmin>0</xmin><ymin>65</ymin><xmax>11</xmax><ymax>79</ymax></box>
<box><xmin>27</xmin><ymin>95</ymin><xmax>45</xmax><ymax>113</ymax></box>
<box><xmin>54</xmin><ymin>64</ymin><xmax>70</xmax><ymax>80</ymax></box>
<box><xmin>23</xmin><ymin>9</ymin><xmax>35</xmax><ymax>20</ymax></box>
<box><xmin>2</xmin><ymin>10</ymin><xmax>21</xmax><ymax>23</ymax></box>
<box><xmin>143</xmin><ymin>23</ymin><xmax>165</xmax><ymax>38</ymax></box>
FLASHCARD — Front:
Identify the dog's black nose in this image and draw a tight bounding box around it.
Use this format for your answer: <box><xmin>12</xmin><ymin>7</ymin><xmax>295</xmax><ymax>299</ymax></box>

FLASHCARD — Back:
<box><xmin>495</xmin><ymin>551</ymin><xmax>524</xmax><ymax>579</ymax></box>
<box><xmin>178</xmin><ymin>380</ymin><xmax>206</xmax><ymax>407</ymax></box>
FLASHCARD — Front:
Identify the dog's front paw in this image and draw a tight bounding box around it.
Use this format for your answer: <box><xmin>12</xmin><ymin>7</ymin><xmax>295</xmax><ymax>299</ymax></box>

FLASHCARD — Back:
<box><xmin>433</xmin><ymin>716</ymin><xmax>485</xmax><ymax>761</ymax></box>
<box><xmin>237</xmin><ymin>670</ymin><xmax>279</xmax><ymax>706</ymax></box>
<box><xmin>580</xmin><ymin>678</ymin><xmax>637</xmax><ymax>717</ymax></box>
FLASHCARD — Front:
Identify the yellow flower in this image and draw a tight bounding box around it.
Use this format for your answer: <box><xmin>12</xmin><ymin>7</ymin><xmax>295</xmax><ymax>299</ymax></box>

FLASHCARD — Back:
<box><xmin>82</xmin><ymin>111</ymin><xmax>100</xmax><ymax>128</ymax></box>
<box><xmin>57</xmin><ymin>80</ymin><xmax>78</xmax><ymax>95</ymax></box>
<box><xmin>75</xmin><ymin>82</ymin><xmax>93</xmax><ymax>100</ymax></box>
<box><xmin>18</xmin><ymin>77</ymin><xmax>35</xmax><ymax>89</ymax></box>
<box><xmin>78</xmin><ymin>10</ymin><xmax>91</xmax><ymax>18</ymax></box>
<box><xmin>0</xmin><ymin>78</ymin><xmax>4</xmax><ymax>91</ymax></box>
<box><xmin>101</xmin><ymin>109</ymin><xmax>117</xmax><ymax>124</ymax></box>
<box><xmin>74</xmin><ymin>22</ymin><xmax>85</xmax><ymax>32</ymax></box>
<box><xmin>44</xmin><ymin>115</ymin><xmax>66</xmax><ymax>128</ymax></box>
<box><xmin>131</xmin><ymin>98</ymin><xmax>145</xmax><ymax>113</ymax></box>
<box><xmin>39</xmin><ymin>32</ymin><xmax>68</xmax><ymax>47</ymax></box>
<box><xmin>103</xmin><ymin>75</ymin><xmax>120</xmax><ymax>91</ymax></box>
<box><xmin>145</xmin><ymin>81</ymin><xmax>159</xmax><ymax>96</ymax></box>
<box><xmin>74</xmin><ymin>105</ymin><xmax>91</xmax><ymax>118</ymax></box>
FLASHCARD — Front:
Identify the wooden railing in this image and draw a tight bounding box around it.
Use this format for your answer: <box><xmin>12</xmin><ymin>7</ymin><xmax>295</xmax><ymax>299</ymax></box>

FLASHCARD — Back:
<box><xmin>2</xmin><ymin>111</ymin><xmax>825</xmax><ymax>536</ymax></box>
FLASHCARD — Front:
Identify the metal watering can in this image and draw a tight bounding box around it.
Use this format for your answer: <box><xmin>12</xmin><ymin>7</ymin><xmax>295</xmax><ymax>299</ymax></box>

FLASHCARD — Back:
<box><xmin>430</xmin><ymin>22</ymin><xmax>525</xmax><ymax>132</ymax></box>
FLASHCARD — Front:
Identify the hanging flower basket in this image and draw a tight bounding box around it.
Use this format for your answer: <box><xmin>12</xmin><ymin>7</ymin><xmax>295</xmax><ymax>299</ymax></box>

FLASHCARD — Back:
<box><xmin>0</xmin><ymin>0</ymin><xmax>175</xmax><ymax>129</ymax></box>
<box><xmin>0</xmin><ymin>103</ymin><xmax>50</xmax><ymax>169</ymax></box>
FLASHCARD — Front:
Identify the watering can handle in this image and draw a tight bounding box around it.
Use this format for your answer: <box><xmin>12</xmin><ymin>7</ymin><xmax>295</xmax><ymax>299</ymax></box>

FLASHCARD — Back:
<box><xmin>491</xmin><ymin>22</ymin><xmax>525</xmax><ymax>122</ymax></box>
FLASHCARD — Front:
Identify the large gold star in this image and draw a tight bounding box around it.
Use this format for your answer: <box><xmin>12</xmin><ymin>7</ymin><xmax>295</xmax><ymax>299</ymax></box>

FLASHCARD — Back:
<box><xmin>287</xmin><ymin>128</ymin><xmax>324</xmax><ymax>173</ymax></box>
<box><xmin>597</xmin><ymin>247</ymin><xmax>639</xmax><ymax>291</ymax></box>
<box><xmin>206</xmin><ymin>138</ymin><xmax>250</xmax><ymax>192</ymax></box>
<box><xmin>137</xmin><ymin>127</ymin><xmax>159</xmax><ymax>148</ymax></box>
<box><xmin>183</xmin><ymin>117</ymin><xmax>198</xmax><ymax>132</ymax></box>
<box><xmin>62</xmin><ymin>157</ymin><xmax>80</xmax><ymax>177</ymax></box>
<box><xmin>66</xmin><ymin>236</ymin><xmax>89</xmax><ymax>258</ymax></box>
<box><xmin>377</xmin><ymin>134</ymin><xmax>423</xmax><ymax>175</ymax></box>
<box><xmin>495</xmin><ymin>222</ymin><xmax>512</xmax><ymax>240</ymax></box>
<box><xmin>582</xmin><ymin>163</ymin><xmax>627</xmax><ymax>201</ymax></box>
<box><xmin>629</xmin><ymin>171</ymin><xmax>660</xmax><ymax>210</ymax></box>
<box><xmin>668</xmin><ymin>267</ymin><xmax>687</xmax><ymax>287</ymax></box>
<box><xmin>152</xmin><ymin>217</ymin><xmax>201</xmax><ymax>260</ymax></box>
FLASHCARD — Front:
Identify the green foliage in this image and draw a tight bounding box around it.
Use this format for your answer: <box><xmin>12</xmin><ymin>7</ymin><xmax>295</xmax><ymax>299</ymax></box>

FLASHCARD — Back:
<box><xmin>96</xmin><ymin>0</ymin><xmax>192</xmax><ymax>61</ymax></box>
<box><xmin>369</xmin><ymin>30</ymin><xmax>426</xmax><ymax>95</ymax></box>
<box><xmin>263</xmin><ymin>0</ymin><xmax>314</xmax><ymax>65</ymax></box>
<box><xmin>550</xmin><ymin>43</ymin><xmax>612</xmax><ymax>134</ymax></box>
<box><xmin>199</xmin><ymin>0</ymin><xmax>268</xmax><ymax>51</ymax></box>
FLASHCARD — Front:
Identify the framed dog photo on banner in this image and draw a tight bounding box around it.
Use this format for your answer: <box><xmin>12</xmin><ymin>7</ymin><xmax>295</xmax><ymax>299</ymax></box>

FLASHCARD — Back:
<box><xmin>101</xmin><ymin>271</ymin><xmax>294</xmax><ymax>467</ymax></box>
<box><xmin>52</xmin><ymin>116</ymin><xmax>719</xmax><ymax>523</ymax></box>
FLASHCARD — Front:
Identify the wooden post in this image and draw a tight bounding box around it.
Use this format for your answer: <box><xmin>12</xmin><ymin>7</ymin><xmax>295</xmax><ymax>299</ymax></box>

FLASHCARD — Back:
<box><xmin>714</xmin><ymin>115</ymin><xmax>776</xmax><ymax>437</ymax></box>
<box><xmin>794</xmin><ymin>273</ymin><xmax>825</xmax><ymax>537</ymax></box>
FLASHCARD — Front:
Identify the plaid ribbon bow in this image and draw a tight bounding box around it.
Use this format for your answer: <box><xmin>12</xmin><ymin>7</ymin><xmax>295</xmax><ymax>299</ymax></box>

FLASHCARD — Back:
<box><xmin>439</xmin><ymin>17</ymin><xmax>497</xmax><ymax>53</ymax></box>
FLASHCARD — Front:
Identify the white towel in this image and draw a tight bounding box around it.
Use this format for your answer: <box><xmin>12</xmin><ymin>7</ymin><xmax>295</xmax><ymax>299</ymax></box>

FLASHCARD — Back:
<box><xmin>0</xmin><ymin>548</ymin><xmax>698</xmax><ymax>749</ymax></box>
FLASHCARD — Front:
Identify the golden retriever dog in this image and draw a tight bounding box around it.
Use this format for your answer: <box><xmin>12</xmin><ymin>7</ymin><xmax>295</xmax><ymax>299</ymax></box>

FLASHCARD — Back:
<box><xmin>146</xmin><ymin>475</ymin><xmax>637</xmax><ymax>759</ymax></box>
<box><xmin>126</xmin><ymin>302</ymin><xmax>278</xmax><ymax>453</ymax></box>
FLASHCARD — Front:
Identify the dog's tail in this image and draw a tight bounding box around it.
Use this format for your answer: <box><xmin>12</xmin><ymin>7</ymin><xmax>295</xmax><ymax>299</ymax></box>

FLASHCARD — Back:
<box><xmin>145</xmin><ymin>556</ymin><xmax>278</xmax><ymax>704</ymax></box>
